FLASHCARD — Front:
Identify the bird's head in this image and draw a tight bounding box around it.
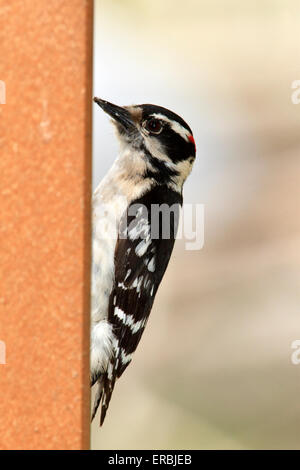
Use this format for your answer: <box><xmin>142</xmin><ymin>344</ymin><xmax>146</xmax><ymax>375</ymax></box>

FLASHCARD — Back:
<box><xmin>94</xmin><ymin>98</ymin><xmax>196</xmax><ymax>190</ymax></box>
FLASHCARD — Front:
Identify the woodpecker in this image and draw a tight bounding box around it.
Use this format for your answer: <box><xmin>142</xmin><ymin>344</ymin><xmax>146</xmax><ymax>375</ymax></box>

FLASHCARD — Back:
<box><xmin>91</xmin><ymin>98</ymin><xmax>196</xmax><ymax>425</ymax></box>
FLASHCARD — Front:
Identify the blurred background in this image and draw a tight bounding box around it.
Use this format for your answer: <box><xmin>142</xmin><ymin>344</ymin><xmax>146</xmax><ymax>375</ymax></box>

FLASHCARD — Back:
<box><xmin>92</xmin><ymin>0</ymin><xmax>300</xmax><ymax>449</ymax></box>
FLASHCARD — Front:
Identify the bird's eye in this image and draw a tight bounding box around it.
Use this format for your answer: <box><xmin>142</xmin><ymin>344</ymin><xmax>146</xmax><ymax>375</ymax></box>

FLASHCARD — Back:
<box><xmin>145</xmin><ymin>118</ymin><xmax>163</xmax><ymax>134</ymax></box>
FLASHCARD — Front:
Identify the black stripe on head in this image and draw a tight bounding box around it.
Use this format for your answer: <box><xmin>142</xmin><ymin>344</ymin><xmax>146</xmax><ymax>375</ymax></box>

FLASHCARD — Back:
<box><xmin>141</xmin><ymin>104</ymin><xmax>192</xmax><ymax>134</ymax></box>
<box><xmin>140</xmin><ymin>104</ymin><xmax>196</xmax><ymax>163</ymax></box>
<box><xmin>141</xmin><ymin>144</ymin><xmax>179</xmax><ymax>184</ymax></box>
<box><xmin>158</xmin><ymin>126</ymin><xmax>195</xmax><ymax>163</ymax></box>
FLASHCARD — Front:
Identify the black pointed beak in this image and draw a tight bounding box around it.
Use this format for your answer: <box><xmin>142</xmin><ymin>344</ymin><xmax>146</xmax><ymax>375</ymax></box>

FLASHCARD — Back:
<box><xmin>93</xmin><ymin>97</ymin><xmax>135</xmax><ymax>131</ymax></box>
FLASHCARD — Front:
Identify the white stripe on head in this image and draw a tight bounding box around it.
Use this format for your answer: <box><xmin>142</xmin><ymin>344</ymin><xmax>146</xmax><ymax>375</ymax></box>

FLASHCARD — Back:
<box><xmin>150</xmin><ymin>113</ymin><xmax>191</xmax><ymax>142</ymax></box>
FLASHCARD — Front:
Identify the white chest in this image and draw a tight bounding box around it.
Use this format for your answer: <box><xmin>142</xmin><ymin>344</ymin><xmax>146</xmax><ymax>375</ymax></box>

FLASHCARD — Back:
<box><xmin>91</xmin><ymin>181</ymin><xmax>128</xmax><ymax>325</ymax></box>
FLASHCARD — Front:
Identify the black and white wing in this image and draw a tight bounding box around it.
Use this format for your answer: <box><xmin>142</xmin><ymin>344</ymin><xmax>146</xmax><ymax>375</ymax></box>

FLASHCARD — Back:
<box><xmin>97</xmin><ymin>186</ymin><xmax>182</xmax><ymax>425</ymax></box>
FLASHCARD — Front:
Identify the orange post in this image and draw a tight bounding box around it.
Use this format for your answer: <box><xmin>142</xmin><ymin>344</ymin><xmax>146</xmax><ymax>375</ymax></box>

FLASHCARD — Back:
<box><xmin>0</xmin><ymin>0</ymin><xmax>93</xmax><ymax>449</ymax></box>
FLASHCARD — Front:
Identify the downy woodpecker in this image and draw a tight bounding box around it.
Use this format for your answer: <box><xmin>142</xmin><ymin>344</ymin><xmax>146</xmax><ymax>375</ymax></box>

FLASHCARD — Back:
<box><xmin>91</xmin><ymin>98</ymin><xmax>196</xmax><ymax>425</ymax></box>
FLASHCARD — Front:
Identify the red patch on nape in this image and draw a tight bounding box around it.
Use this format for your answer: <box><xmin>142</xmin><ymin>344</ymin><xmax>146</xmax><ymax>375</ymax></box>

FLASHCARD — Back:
<box><xmin>188</xmin><ymin>134</ymin><xmax>196</xmax><ymax>150</ymax></box>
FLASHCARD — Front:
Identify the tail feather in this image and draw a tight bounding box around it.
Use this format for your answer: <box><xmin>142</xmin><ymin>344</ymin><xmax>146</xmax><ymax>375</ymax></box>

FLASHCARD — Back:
<box><xmin>99</xmin><ymin>373</ymin><xmax>116</xmax><ymax>425</ymax></box>
<box><xmin>91</xmin><ymin>379</ymin><xmax>104</xmax><ymax>422</ymax></box>
<box><xmin>91</xmin><ymin>369</ymin><xmax>117</xmax><ymax>426</ymax></box>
